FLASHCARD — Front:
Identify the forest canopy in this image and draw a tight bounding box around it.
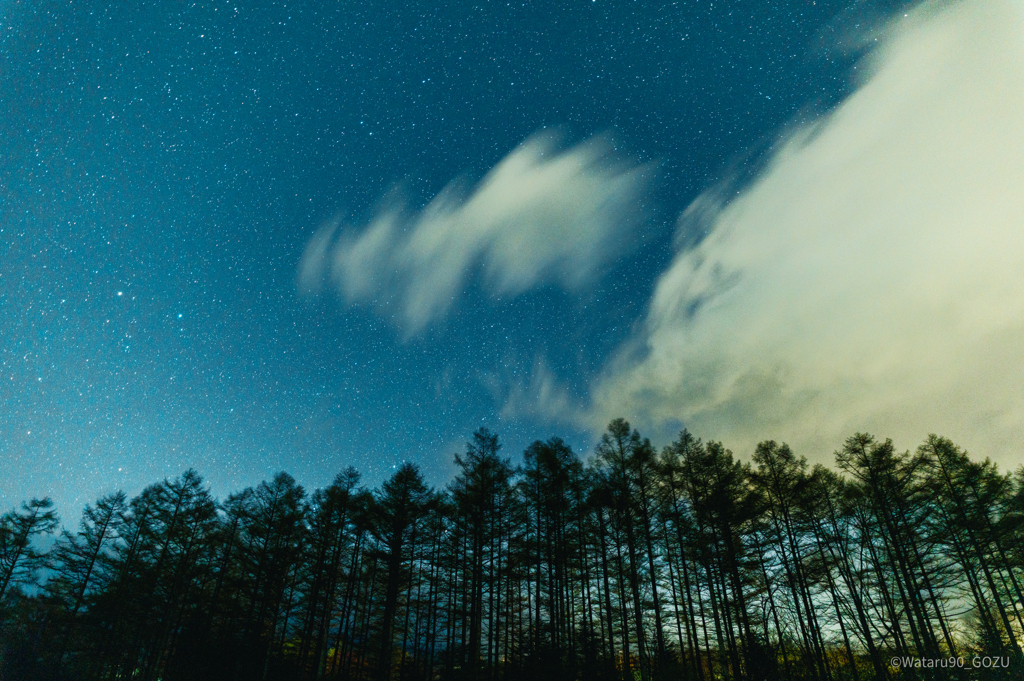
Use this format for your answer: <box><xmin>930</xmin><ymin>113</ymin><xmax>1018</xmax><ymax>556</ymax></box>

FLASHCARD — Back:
<box><xmin>1</xmin><ymin>422</ymin><xmax>1022</xmax><ymax>681</ymax></box>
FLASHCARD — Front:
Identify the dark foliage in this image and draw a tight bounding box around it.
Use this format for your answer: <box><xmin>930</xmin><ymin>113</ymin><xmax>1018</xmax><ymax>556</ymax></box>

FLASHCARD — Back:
<box><xmin>2</xmin><ymin>426</ymin><xmax>1023</xmax><ymax>681</ymax></box>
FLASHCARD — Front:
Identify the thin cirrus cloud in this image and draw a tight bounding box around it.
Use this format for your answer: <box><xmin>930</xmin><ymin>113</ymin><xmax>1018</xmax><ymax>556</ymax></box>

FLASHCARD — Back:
<box><xmin>299</xmin><ymin>134</ymin><xmax>648</xmax><ymax>334</ymax></box>
<box><xmin>496</xmin><ymin>356</ymin><xmax>584</xmax><ymax>427</ymax></box>
<box><xmin>590</xmin><ymin>0</ymin><xmax>1024</xmax><ymax>467</ymax></box>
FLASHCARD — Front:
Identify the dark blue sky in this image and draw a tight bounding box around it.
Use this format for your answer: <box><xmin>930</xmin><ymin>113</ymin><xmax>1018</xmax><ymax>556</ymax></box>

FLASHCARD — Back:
<box><xmin>2</xmin><ymin>0</ymin><xmax>903</xmax><ymax>514</ymax></box>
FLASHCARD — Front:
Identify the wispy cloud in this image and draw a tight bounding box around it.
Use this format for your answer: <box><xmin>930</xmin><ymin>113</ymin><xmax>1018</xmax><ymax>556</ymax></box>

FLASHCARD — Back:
<box><xmin>498</xmin><ymin>357</ymin><xmax>585</xmax><ymax>427</ymax></box>
<box><xmin>300</xmin><ymin>134</ymin><xmax>648</xmax><ymax>335</ymax></box>
<box><xmin>590</xmin><ymin>0</ymin><xmax>1024</xmax><ymax>466</ymax></box>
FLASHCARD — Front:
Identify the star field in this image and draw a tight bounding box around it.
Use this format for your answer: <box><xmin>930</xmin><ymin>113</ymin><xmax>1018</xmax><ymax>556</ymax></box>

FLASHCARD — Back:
<box><xmin>1</xmin><ymin>0</ymin><xmax>898</xmax><ymax>514</ymax></box>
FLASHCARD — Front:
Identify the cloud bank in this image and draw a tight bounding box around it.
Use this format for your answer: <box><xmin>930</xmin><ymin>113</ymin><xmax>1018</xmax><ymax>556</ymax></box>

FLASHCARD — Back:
<box><xmin>591</xmin><ymin>0</ymin><xmax>1024</xmax><ymax>466</ymax></box>
<box><xmin>300</xmin><ymin>134</ymin><xmax>647</xmax><ymax>334</ymax></box>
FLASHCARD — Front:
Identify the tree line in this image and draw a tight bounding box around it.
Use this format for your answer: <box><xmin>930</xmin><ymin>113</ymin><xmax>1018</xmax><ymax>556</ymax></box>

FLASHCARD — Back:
<box><xmin>1</xmin><ymin>420</ymin><xmax>1022</xmax><ymax>681</ymax></box>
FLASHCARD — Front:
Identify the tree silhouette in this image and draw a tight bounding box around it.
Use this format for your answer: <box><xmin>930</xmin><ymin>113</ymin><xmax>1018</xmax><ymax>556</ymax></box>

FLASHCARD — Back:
<box><xmin>372</xmin><ymin>462</ymin><xmax>432</xmax><ymax>681</ymax></box>
<box><xmin>0</xmin><ymin>497</ymin><xmax>58</xmax><ymax>603</ymax></box>
<box><xmin>3</xmin><ymin>426</ymin><xmax>1024</xmax><ymax>681</ymax></box>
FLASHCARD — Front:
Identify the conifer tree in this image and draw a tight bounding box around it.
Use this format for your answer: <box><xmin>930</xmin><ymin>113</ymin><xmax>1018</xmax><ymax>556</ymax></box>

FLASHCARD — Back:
<box><xmin>0</xmin><ymin>497</ymin><xmax>58</xmax><ymax>603</ymax></box>
<box><xmin>372</xmin><ymin>462</ymin><xmax>432</xmax><ymax>681</ymax></box>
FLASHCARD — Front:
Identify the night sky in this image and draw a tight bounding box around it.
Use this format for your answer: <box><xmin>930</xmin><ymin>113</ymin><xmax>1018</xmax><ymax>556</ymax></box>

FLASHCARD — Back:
<box><xmin>10</xmin><ymin>0</ymin><xmax>1017</xmax><ymax>517</ymax></box>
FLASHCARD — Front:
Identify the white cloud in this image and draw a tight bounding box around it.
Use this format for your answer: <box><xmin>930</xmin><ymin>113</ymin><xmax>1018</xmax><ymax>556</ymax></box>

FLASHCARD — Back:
<box><xmin>590</xmin><ymin>0</ymin><xmax>1024</xmax><ymax>467</ymax></box>
<box><xmin>300</xmin><ymin>134</ymin><xmax>648</xmax><ymax>334</ymax></box>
